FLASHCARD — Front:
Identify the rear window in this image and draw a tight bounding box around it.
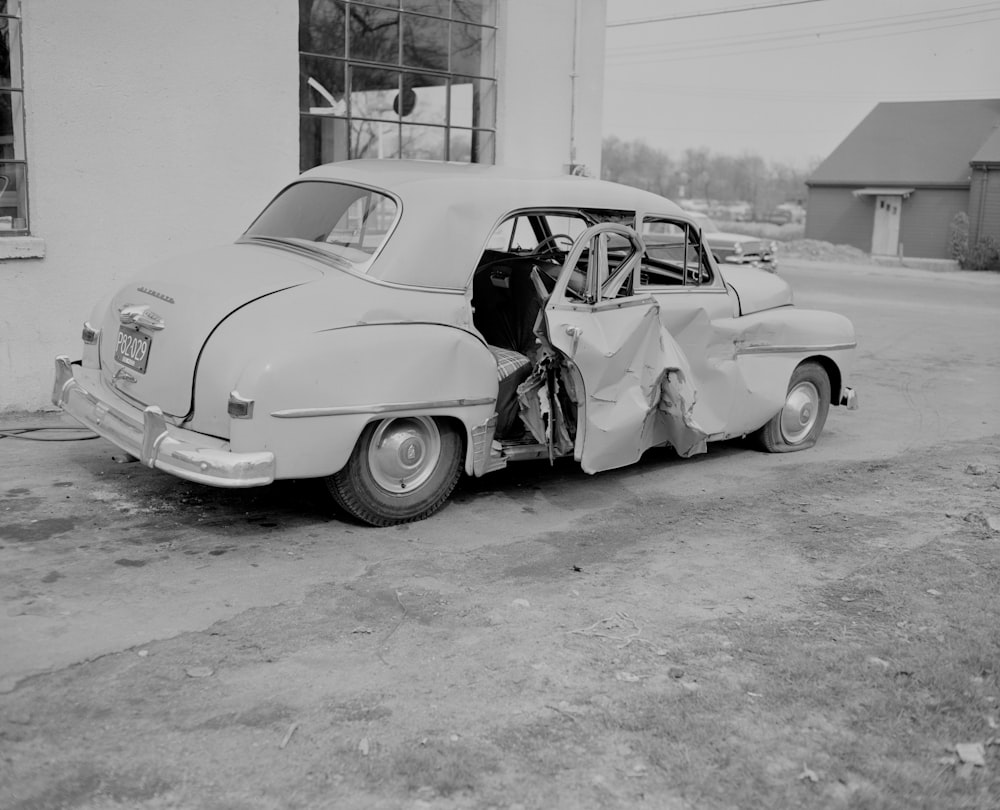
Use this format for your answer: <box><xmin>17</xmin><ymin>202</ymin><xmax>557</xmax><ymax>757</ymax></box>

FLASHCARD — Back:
<box><xmin>243</xmin><ymin>181</ymin><xmax>398</xmax><ymax>268</ymax></box>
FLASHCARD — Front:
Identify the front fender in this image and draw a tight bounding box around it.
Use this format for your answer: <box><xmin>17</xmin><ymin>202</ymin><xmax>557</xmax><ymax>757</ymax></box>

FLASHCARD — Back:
<box><xmin>192</xmin><ymin>323</ymin><xmax>498</xmax><ymax>480</ymax></box>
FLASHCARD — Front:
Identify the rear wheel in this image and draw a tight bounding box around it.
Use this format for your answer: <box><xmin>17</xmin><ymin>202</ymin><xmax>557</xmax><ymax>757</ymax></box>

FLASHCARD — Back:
<box><xmin>755</xmin><ymin>361</ymin><xmax>831</xmax><ymax>453</ymax></box>
<box><xmin>326</xmin><ymin>416</ymin><xmax>463</xmax><ymax>526</ymax></box>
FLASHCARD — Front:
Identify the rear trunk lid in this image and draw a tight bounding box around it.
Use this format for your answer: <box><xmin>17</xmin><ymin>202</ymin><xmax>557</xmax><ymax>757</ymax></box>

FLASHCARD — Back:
<box><xmin>98</xmin><ymin>243</ymin><xmax>322</xmax><ymax>418</ymax></box>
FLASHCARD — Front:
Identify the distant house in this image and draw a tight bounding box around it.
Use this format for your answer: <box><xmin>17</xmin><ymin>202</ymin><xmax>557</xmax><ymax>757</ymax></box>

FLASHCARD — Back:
<box><xmin>805</xmin><ymin>99</ymin><xmax>1000</xmax><ymax>260</ymax></box>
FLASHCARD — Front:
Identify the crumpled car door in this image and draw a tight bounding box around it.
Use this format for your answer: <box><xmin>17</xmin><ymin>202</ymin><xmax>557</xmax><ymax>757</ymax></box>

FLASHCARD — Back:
<box><xmin>542</xmin><ymin>223</ymin><xmax>707</xmax><ymax>474</ymax></box>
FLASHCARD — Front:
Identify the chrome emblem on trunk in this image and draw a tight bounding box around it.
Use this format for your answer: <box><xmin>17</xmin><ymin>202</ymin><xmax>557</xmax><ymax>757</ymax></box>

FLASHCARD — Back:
<box><xmin>119</xmin><ymin>304</ymin><xmax>165</xmax><ymax>331</ymax></box>
<box><xmin>138</xmin><ymin>286</ymin><xmax>174</xmax><ymax>304</ymax></box>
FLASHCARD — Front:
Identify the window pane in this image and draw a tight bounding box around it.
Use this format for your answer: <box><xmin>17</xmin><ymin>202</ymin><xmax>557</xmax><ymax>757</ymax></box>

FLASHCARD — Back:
<box><xmin>300</xmin><ymin>114</ymin><xmax>349</xmax><ymax>171</ymax></box>
<box><xmin>454</xmin><ymin>1</ymin><xmax>493</xmax><ymax>25</ymax></box>
<box><xmin>352</xmin><ymin>119</ymin><xmax>401</xmax><ymax>158</ymax></box>
<box><xmin>402</xmin><ymin>12</ymin><xmax>448</xmax><ymax>71</ymax></box>
<box><xmin>0</xmin><ymin>161</ymin><xmax>26</xmax><ymax>231</ymax></box>
<box><xmin>300</xmin><ymin>55</ymin><xmax>346</xmax><ymax>114</ymax></box>
<box><xmin>401</xmin><ymin>123</ymin><xmax>446</xmax><ymax>160</ymax></box>
<box><xmin>348</xmin><ymin>5</ymin><xmax>399</xmax><ymax>62</ymax></box>
<box><xmin>350</xmin><ymin>66</ymin><xmax>400</xmax><ymax>121</ymax></box>
<box><xmin>452</xmin><ymin>128</ymin><xmax>493</xmax><ymax>164</ymax></box>
<box><xmin>402</xmin><ymin>72</ymin><xmax>447</xmax><ymax>125</ymax></box>
<box><xmin>450</xmin><ymin>77</ymin><xmax>494</xmax><ymax>129</ymax></box>
<box><xmin>403</xmin><ymin>0</ymin><xmax>450</xmax><ymax>16</ymax></box>
<box><xmin>473</xmin><ymin>129</ymin><xmax>494</xmax><ymax>163</ymax></box>
<box><xmin>300</xmin><ymin>0</ymin><xmax>345</xmax><ymax>57</ymax></box>
<box><xmin>451</xmin><ymin>21</ymin><xmax>494</xmax><ymax>76</ymax></box>
<box><xmin>0</xmin><ymin>17</ymin><xmax>22</xmax><ymax>89</ymax></box>
<box><xmin>0</xmin><ymin>90</ymin><xmax>24</xmax><ymax>159</ymax></box>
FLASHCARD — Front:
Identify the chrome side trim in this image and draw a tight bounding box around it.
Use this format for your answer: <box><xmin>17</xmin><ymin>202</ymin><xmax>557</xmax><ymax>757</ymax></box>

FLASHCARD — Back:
<box><xmin>271</xmin><ymin>397</ymin><xmax>495</xmax><ymax>419</ymax></box>
<box><xmin>736</xmin><ymin>342</ymin><xmax>857</xmax><ymax>355</ymax></box>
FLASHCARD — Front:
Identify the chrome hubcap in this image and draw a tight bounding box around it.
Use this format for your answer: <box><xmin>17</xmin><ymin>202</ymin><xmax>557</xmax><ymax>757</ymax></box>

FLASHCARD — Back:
<box><xmin>368</xmin><ymin>417</ymin><xmax>441</xmax><ymax>494</ymax></box>
<box><xmin>780</xmin><ymin>381</ymin><xmax>820</xmax><ymax>444</ymax></box>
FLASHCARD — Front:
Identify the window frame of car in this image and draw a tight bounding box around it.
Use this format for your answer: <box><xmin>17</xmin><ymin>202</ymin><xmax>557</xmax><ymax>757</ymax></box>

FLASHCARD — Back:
<box><xmin>482</xmin><ymin>207</ymin><xmax>636</xmax><ymax>256</ymax></box>
<box><xmin>636</xmin><ymin>214</ymin><xmax>725</xmax><ymax>292</ymax></box>
<box><xmin>238</xmin><ymin>178</ymin><xmax>403</xmax><ymax>274</ymax></box>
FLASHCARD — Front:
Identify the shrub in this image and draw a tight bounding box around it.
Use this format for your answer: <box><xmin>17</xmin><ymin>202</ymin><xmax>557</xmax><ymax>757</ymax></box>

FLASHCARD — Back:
<box><xmin>965</xmin><ymin>235</ymin><xmax>1000</xmax><ymax>272</ymax></box>
<box><xmin>948</xmin><ymin>212</ymin><xmax>969</xmax><ymax>264</ymax></box>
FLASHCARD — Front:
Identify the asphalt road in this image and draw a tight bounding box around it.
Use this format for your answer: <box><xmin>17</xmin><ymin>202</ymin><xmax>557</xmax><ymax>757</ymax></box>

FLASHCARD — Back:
<box><xmin>2</xmin><ymin>258</ymin><xmax>998</xmax><ymax>692</ymax></box>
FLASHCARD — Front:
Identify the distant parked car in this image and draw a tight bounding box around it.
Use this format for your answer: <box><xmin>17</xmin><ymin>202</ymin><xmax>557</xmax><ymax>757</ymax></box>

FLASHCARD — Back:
<box><xmin>764</xmin><ymin>203</ymin><xmax>806</xmax><ymax>225</ymax></box>
<box><xmin>689</xmin><ymin>211</ymin><xmax>778</xmax><ymax>272</ymax></box>
<box><xmin>53</xmin><ymin>160</ymin><xmax>857</xmax><ymax>526</ymax></box>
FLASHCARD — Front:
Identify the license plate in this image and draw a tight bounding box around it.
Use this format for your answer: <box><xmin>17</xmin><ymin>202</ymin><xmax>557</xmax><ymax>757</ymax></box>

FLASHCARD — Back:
<box><xmin>114</xmin><ymin>325</ymin><xmax>151</xmax><ymax>374</ymax></box>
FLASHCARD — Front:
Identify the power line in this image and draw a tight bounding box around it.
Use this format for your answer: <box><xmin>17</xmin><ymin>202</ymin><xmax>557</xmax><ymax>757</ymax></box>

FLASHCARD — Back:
<box><xmin>607</xmin><ymin>0</ymin><xmax>829</xmax><ymax>28</ymax></box>
<box><xmin>606</xmin><ymin>1</ymin><xmax>1000</xmax><ymax>57</ymax></box>
<box><xmin>606</xmin><ymin>13</ymin><xmax>999</xmax><ymax>65</ymax></box>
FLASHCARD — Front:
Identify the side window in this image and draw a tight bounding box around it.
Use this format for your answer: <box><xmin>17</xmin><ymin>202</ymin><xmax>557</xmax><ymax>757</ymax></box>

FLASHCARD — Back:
<box><xmin>483</xmin><ymin>211</ymin><xmax>588</xmax><ymax>253</ymax></box>
<box><xmin>0</xmin><ymin>1</ymin><xmax>27</xmax><ymax>235</ymax></box>
<box><xmin>639</xmin><ymin>217</ymin><xmax>713</xmax><ymax>288</ymax></box>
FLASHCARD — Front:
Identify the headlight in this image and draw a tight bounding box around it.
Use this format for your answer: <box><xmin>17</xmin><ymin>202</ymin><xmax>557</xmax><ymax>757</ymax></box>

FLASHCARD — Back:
<box><xmin>770</xmin><ymin>241</ymin><xmax>779</xmax><ymax>253</ymax></box>
<box><xmin>732</xmin><ymin>242</ymin><xmax>743</xmax><ymax>256</ymax></box>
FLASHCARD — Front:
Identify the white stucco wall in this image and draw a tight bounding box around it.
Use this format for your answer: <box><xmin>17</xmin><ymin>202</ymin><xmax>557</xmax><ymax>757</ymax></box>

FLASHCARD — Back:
<box><xmin>1</xmin><ymin>0</ymin><xmax>607</xmax><ymax>412</ymax></box>
<box><xmin>2</xmin><ymin>1</ymin><xmax>299</xmax><ymax>411</ymax></box>
<box><xmin>496</xmin><ymin>0</ymin><xmax>606</xmax><ymax>175</ymax></box>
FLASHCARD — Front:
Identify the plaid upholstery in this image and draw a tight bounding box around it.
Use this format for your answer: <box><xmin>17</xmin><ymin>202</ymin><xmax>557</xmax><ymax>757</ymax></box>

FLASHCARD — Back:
<box><xmin>489</xmin><ymin>346</ymin><xmax>530</xmax><ymax>381</ymax></box>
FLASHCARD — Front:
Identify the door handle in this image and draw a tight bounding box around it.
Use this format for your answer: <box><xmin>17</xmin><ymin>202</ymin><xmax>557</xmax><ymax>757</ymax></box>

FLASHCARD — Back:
<box><xmin>564</xmin><ymin>325</ymin><xmax>582</xmax><ymax>354</ymax></box>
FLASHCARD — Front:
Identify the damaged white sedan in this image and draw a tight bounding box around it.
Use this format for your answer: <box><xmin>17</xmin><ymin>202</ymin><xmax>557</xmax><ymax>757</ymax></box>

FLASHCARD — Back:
<box><xmin>54</xmin><ymin>160</ymin><xmax>858</xmax><ymax>526</ymax></box>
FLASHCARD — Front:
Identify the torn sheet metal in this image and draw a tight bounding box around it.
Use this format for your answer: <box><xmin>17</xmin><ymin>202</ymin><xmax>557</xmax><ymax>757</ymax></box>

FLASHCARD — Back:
<box><xmin>545</xmin><ymin>299</ymin><xmax>708</xmax><ymax>474</ymax></box>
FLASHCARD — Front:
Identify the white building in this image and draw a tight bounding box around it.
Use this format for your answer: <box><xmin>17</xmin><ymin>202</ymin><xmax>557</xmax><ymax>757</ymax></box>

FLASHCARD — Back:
<box><xmin>1</xmin><ymin>0</ymin><xmax>607</xmax><ymax>411</ymax></box>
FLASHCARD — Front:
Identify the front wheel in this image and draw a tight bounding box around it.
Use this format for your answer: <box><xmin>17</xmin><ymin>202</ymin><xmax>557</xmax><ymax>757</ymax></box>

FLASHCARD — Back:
<box><xmin>326</xmin><ymin>416</ymin><xmax>463</xmax><ymax>526</ymax></box>
<box><xmin>755</xmin><ymin>361</ymin><xmax>831</xmax><ymax>453</ymax></box>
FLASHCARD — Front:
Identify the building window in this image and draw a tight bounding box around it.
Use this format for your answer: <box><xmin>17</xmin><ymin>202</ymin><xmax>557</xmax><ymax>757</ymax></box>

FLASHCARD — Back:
<box><xmin>0</xmin><ymin>0</ymin><xmax>26</xmax><ymax>234</ymax></box>
<box><xmin>299</xmin><ymin>0</ymin><xmax>497</xmax><ymax>170</ymax></box>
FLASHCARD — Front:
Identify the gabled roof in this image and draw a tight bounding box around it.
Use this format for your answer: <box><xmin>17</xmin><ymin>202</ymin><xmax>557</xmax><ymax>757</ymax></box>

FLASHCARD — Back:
<box><xmin>808</xmin><ymin>99</ymin><xmax>1000</xmax><ymax>187</ymax></box>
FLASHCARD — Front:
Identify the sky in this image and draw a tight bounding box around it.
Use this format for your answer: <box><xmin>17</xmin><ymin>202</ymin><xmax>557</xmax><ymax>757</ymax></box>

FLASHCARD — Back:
<box><xmin>602</xmin><ymin>0</ymin><xmax>1000</xmax><ymax>169</ymax></box>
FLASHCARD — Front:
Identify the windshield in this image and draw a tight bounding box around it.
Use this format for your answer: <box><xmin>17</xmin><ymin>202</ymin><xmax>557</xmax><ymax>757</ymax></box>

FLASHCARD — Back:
<box><xmin>243</xmin><ymin>181</ymin><xmax>399</xmax><ymax>268</ymax></box>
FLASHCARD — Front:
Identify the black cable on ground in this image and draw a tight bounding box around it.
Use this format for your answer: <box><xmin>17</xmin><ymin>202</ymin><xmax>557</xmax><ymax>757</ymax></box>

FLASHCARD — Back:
<box><xmin>0</xmin><ymin>426</ymin><xmax>99</xmax><ymax>441</ymax></box>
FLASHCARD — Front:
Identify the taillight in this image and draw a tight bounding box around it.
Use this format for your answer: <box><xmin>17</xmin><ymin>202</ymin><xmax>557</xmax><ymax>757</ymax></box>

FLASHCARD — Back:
<box><xmin>228</xmin><ymin>391</ymin><xmax>255</xmax><ymax>419</ymax></box>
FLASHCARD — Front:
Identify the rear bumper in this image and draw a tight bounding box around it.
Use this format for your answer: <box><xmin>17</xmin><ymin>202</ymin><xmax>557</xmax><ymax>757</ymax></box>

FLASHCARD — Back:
<box><xmin>52</xmin><ymin>356</ymin><xmax>275</xmax><ymax>487</ymax></box>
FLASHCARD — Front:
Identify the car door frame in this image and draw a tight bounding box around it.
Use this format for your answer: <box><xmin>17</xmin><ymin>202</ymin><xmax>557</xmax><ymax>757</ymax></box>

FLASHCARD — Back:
<box><xmin>543</xmin><ymin>222</ymin><xmax>707</xmax><ymax>473</ymax></box>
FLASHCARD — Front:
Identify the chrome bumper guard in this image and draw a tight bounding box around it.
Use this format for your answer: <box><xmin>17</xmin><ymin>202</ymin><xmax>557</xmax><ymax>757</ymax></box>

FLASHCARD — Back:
<box><xmin>52</xmin><ymin>356</ymin><xmax>275</xmax><ymax>488</ymax></box>
<box><xmin>840</xmin><ymin>386</ymin><xmax>859</xmax><ymax>410</ymax></box>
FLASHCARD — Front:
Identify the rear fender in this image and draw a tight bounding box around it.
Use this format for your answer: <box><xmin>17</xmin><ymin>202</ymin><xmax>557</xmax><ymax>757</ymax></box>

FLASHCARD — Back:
<box><xmin>212</xmin><ymin>324</ymin><xmax>499</xmax><ymax>480</ymax></box>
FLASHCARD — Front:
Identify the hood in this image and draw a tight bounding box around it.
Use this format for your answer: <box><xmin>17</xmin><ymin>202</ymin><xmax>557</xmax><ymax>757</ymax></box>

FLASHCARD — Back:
<box><xmin>98</xmin><ymin>243</ymin><xmax>322</xmax><ymax>417</ymax></box>
<box><xmin>723</xmin><ymin>266</ymin><xmax>793</xmax><ymax>315</ymax></box>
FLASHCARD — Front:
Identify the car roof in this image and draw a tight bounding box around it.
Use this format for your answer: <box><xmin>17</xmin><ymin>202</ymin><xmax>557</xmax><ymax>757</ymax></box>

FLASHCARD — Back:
<box><xmin>296</xmin><ymin>160</ymin><xmax>686</xmax><ymax>289</ymax></box>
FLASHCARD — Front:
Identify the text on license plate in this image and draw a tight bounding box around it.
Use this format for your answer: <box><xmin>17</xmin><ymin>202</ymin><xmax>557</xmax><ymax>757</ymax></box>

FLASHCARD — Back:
<box><xmin>115</xmin><ymin>326</ymin><xmax>151</xmax><ymax>374</ymax></box>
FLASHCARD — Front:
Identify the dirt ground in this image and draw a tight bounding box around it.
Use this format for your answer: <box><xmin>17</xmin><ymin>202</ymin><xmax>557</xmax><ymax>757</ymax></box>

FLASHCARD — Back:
<box><xmin>2</xmin><ymin>259</ymin><xmax>999</xmax><ymax>809</ymax></box>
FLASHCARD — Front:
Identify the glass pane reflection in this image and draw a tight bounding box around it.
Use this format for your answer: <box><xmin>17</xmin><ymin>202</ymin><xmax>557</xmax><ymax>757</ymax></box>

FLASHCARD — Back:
<box><xmin>348</xmin><ymin>5</ymin><xmax>399</xmax><ymax>62</ymax></box>
<box><xmin>0</xmin><ymin>18</ymin><xmax>22</xmax><ymax>89</ymax></box>
<box><xmin>300</xmin><ymin>0</ymin><xmax>345</xmax><ymax>57</ymax></box>
<box><xmin>402</xmin><ymin>124</ymin><xmax>446</xmax><ymax>161</ymax></box>
<box><xmin>402</xmin><ymin>12</ymin><xmax>448</xmax><ymax>71</ymax></box>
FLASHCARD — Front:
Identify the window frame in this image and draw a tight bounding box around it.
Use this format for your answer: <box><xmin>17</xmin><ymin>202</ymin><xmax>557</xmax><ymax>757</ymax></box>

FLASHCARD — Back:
<box><xmin>637</xmin><ymin>215</ymin><xmax>718</xmax><ymax>290</ymax></box>
<box><xmin>299</xmin><ymin>0</ymin><xmax>498</xmax><ymax>168</ymax></box>
<box><xmin>0</xmin><ymin>0</ymin><xmax>28</xmax><ymax>237</ymax></box>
